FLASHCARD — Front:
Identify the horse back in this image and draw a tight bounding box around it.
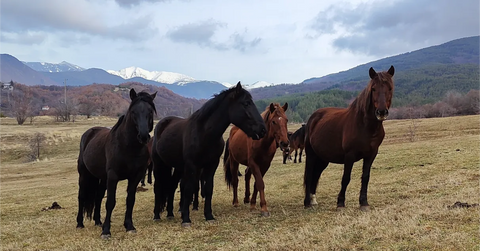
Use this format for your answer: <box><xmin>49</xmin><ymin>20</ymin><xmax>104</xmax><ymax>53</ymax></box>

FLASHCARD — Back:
<box><xmin>79</xmin><ymin>127</ymin><xmax>110</xmax><ymax>179</ymax></box>
<box><xmin>228</xmin><ymin>125</ymin><xmax>276</xmax><ymax>167</ymax></box>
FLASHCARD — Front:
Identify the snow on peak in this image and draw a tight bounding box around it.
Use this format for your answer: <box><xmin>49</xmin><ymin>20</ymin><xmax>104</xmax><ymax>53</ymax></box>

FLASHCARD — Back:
<box><xmin>107</xmin><ymin>66</ymin><xmax>196</xmax><ymax>84</ymax></box>
<box><xmin>221</xmin><ymin>82</ymin><xmax>234</xmax><ymax>88</ymax></box>
<box><xmin>246</xmin><ymin>81</ymin><xmax>273</xmax><ymax>89</ymax></box>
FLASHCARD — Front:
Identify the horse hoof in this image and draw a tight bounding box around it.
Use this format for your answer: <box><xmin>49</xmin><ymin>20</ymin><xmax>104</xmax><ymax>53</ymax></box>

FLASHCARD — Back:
<box><xmin>310</xmin><ymin>194</ymin><xmax>318</xmax><ymax>205</ymax></box>
<box><xmin>181</xmin><ymin>222</ymin><xmax>192</xmax><ymax>228</ymax></box>
<box><xmin>360</xmin><ymin>206</ymin><xmax>370</xmax><ymax>212</ymax></box>
<box><xmin>167</xmin><ymin>216</ymin><xmax>175</xmax><ymax>220</ymax></box>
<box><xmin>153</xmin><ymin>218</ymin><xmax>161</xmax><ymax>222</ymax></box>
<box><xmin>76</xmin><ymin>225</ymin><xmax>84</xmax><ymax>229</ymax></box>
<box><xmin>336</xmin><ymin>206</ymin><xmax>346</xmax><ymax>211</ymax></box>
<box><xmin>192</xmin><ymin>208</ymin><xmax>199</xmax><ymax>211</ymax></box>
<box><xmin>101</xmin><ymin>234</ymin><xmax>111</xmax><ymax>240</ymax></box>
<box><xmin>261</xmin><ymin>211</ymin><xmax>270</xmax><ymax>217</ymax></box>
<box><xmin>233</xmin><ymin>203</ymin><xmax>239</xmax><ymax>207</ymax></box>
<box><xmin>127</xmin><ymin>229</ymin><xmax>137</xmax><ymax>234</ymax></box>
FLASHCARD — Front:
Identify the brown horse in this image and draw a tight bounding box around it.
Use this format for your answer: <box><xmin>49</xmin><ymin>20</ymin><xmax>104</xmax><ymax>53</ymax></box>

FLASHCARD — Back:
<box><xmin>303</xmin><ymin>66</ymin><xmax>394</xmax><ymax>211</ymax></box>
<box><xmin>224</xmin><ymin>103</ymin><xmax>289</xmax><ymax>216</ymax></box>
<box><xmin>283</xmin><ymin>124</ymin><xmax>305</xmax><ymax>164</ymax></box>
<box><xmin>76</xmin><ymin>89</ymin><xmax>156</xmax><ymax>239</ymax></box>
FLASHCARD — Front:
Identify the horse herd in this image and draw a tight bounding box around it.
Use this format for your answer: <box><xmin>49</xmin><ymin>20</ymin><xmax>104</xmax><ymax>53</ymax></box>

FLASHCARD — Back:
<box><xmin>75</xmin><ymin>66</ymin><xmax>395</xmax><ymax>239</ymax></box>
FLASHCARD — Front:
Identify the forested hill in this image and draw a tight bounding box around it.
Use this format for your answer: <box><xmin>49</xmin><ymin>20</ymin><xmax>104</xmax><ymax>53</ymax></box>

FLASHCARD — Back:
<box><xmin>253</xmin><ymin>36</ymin><xmax>479</xmax><ymax>122</ymax></box>
<box><xmin>251</xmin><ymin>36</ymin><xmax>479</xmax><ymax>101</ymax></box>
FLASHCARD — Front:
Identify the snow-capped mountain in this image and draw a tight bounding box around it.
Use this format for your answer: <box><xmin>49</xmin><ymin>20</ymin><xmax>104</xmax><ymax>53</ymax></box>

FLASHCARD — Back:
<box><xmin>245</xmin><ymin>81</ymin><xmax>273</xmax><ymax>89</ymax></box>
<box><xmin>221</xmin><ymin>82</ymin><xmax>234</xmax><ymax>88</ymax></box>
<box><xmin>107</xmin><ymin>66</ymin><xmax>195</xmax><ymax>85</ymax></box>
<box><xmin>23</xmin><ymin>61</ymin><xmax>84</xmax><ymax>72</ymax></box>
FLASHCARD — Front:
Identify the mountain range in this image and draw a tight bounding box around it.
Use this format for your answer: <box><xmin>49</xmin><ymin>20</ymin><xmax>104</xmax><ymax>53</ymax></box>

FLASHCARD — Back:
<box><xmin>1</xmin><ymin>36</ymin><xmax>478</xmax><ymax>101</ymax></box>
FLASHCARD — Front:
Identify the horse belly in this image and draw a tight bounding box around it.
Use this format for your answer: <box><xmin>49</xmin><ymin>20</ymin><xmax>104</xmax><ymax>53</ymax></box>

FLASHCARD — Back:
<box><xmin>81</xmin><ymin>131</ymin><xmax>108</xmax><ymax>179</ymax></box>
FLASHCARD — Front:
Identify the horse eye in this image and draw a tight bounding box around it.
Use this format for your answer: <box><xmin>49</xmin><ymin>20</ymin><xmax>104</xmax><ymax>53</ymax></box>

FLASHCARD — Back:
<box><xmin>272</xmin><ymin>120</ymin><xmax>276</xmax><ymax>125</ymax></box>
<box><xmin>372</xmin><ymin>88</ymin><xmax>376</xmax><ymax>92</ymax></box>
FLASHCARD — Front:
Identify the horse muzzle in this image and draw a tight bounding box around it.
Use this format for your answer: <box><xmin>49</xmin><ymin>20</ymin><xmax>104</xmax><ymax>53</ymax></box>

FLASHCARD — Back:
<box><xmin>137</xmin><ymin>133</ymin><xmax>151</xmax><ymax>145</ymax></box>
<box><xmin>375</xmin><ymin>109</ymin><xmax>389</xmax><ymax>121</ymax></box>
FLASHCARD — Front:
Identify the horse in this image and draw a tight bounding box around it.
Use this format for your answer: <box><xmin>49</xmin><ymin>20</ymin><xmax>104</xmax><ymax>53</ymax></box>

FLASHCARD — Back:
<box><xmin>224</xmin><ymin>103</ymin><xmax>289</xmax><ymax>216</ymax></box>
<box><xmin>152</xmin><ymin>82</ymin><xmax>266</xmax><ymax>227</ymax></box>
<box><xmin>140</xmin><ymin>138</ymin><xmax>154</xmax><ymax>187</ymax></box>
<box><xmin>76</xmin><ymin>89</ymin><xmax>157</xmax><ymax>239</ymax></box>
<box><xmin>283</xmin><ymin>124</ymin><xmax>306</xmax><ymax>164</ymax></box>
<box><xmin>303</xmin><ymin>66</ymin><xmax>394</xmax><ymax>211</ymax></box>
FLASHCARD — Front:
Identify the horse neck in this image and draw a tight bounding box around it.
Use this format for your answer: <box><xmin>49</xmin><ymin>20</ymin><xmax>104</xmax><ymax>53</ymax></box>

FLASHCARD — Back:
<box><xmin>115</xmin><ymin>113</ymin><xmax>142</xmax><ymax>148</ymax></box>
<box><xmin>198</xmin><ymin>104</ymin><xmax>231</xmax><ymax>140</ymax></box>
<box><xmin>348</xmin><ymin>105</ymin><xmax>384</xmax><ymax>133</ymax></box>
<box><xmin>258</xmin><ymin>116</ymin><xmax>276</xmax><ymax>147</ymax></box>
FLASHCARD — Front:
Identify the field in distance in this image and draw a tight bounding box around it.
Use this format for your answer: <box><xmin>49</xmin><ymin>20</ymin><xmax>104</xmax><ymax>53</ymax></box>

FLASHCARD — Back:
<box><xmin>0</xmin><ymin>115</ymin><xmax>479</xmax><ymax>250</ymax></box>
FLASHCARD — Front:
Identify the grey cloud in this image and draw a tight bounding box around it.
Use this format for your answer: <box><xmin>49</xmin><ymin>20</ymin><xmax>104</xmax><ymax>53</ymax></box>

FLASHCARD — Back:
<box><xmin>115</xmin><ymin>0</ymin><xmax>170</xmax><ymax>8</ymax></box>
<box><xmin>309</xmin><ymin>0</ymin><xmax>480</xmax><ymax>56</ymax></box>
<box><xmin>1</xmin><ymin>32</ymin><xmax>47</xmax><ymax>45</ymax></box>
<box><xmin>0</xmin><ymin>0</ymin><xmax>158</xmax><ymax>43</ymax></box>
<box><xmin>167</xmin><ymin>19</ymin><xmax>261</xmax><ymax>52</ymax></box>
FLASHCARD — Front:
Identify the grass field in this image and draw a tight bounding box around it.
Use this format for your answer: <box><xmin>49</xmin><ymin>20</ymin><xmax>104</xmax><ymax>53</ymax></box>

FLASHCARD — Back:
<box><xmin>1</xmin><ymin>115</ymin><xmax>479</xmax><ymax>250</ymax></box>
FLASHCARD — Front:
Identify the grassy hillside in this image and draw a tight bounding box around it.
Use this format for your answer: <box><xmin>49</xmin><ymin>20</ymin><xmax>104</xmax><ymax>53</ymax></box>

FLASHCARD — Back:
<box><xmin>0</xmin><ymin>115</ymin><xmax>479</xmax><ymax>250</ymax></box>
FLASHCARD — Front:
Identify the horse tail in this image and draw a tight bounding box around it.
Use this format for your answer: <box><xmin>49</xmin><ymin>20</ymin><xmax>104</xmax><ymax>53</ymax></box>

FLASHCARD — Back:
<box><xmin>77</xmin><ymin>130</ymin><xmax>100</xmax><ymax>220</ymax></box>
<box><xmin>224</xmin><ymin>138</ymin><xmax>233</xmax><ymax>188</ymax></box>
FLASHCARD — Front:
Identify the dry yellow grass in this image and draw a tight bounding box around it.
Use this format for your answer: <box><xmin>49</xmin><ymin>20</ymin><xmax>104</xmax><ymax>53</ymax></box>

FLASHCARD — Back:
<box><xmin>1</xmin><ymin>115</ymin><xmax>479</xmax><ymax>250</ymax></box>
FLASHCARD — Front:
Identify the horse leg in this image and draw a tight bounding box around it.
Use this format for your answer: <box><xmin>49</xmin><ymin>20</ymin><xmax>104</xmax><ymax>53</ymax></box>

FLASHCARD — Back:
<box><xmin>192</xmin><ymin>178</ymin><xmax>200</xmax><ymax>211</ymax></box>
<box><xmin>229</xmin><ymin>158</ymin><xmax>240</xmax><ymax>207</ymax></box>
<box><xmin>282</xmin><ymin>151</ymin><xmax>288</xmax><ymax>164</ymax></box>
<box><xmin>203</xmin><ymin>166</ymin><xmax>216</xmax><ymax>221</ymax></box>
<box><xmin>359</xmin><ymin>152</ymin><xmax>377</xmax><ymax>211</ymax></box>
<box><xmin>93</xmin><ymin>179</ymin><xmax>106</xmax><ymax>226</ymax></box>
<box><xmin>250</xmin><ymin>165</ymin><xmax>269</xmax><ymax>217</ymax></box>
<box><xmin>243</xmin><ymin>168</ymin><xmax>252</xmax><ymax>204</ymax></box>
<box><xmin>124</xmin><ymin>176</ymin><xmax>142</xmax><ymax>233</ymax></box>
<box><xmin>337</xmin><ymin>153</ymin><xmax>355</xmax><ymax>209</ymax></box>
<box><xmin>180</xmin><ymin>162</ymin><xmax>196</xmax><ymax>227</ymax></box>
<box><xmin>294</xmin><ymin>149</ymin><xmax>298</xmax><ymax>163</ymax></box>
<box><xmin>299</xmin><ymin>148</ymin><xmax>304</xmax><ymax>163</ymax></box>
<box><xmin>303</xmin><ymin>143</ymin><xmax>327</xmax><ymax>208</ymax></box>
<box><xmin>101</xmin><ymin>174</ymin><xmax>119</xmax><ymax>239</ymax></box>
<box><xmin>166</xmin><ymin>167</ymin><xmax>181</xmax><ymax>218</ymax></box>
<box><xmin>147</xmin><ymin>161</ymin><xmax>153</xmax><ymax>185</ymax></box>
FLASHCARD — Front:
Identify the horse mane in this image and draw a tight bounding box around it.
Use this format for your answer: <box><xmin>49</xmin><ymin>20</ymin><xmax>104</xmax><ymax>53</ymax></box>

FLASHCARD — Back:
<box><xmin>190</xmin><ymin>86</ymin><xmax>249</xmax><ymax>121</ymax></box>
<box><xmin>129</xmin><ymin>91</ymin><xmax>157</xmax><ymax>114</ymax></box>
<box><xmin>111</xmin><ymin>115</ymin><xmax>125</xmax><ymax>132</ymax></box>
<box><xmin>261</xmin><ymin>103</ymin><xmax>281</xmax><ymax>122</ymax></box>
<box><xmin>111</xmin><ymin>91</ymin><xmax>156</xmax><ymax>132</ymax></box>
<box><xmin>348</xmin><ymin>71</ymin><xmax>392</xmax><ymax>116</ymax></box>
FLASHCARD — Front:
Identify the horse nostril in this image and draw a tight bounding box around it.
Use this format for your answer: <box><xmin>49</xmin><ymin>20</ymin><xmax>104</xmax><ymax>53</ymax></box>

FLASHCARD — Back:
<box><xmin>385</xmin><ymin>109</ymin><xmax>389</xmax><ymax>116</ymax></box>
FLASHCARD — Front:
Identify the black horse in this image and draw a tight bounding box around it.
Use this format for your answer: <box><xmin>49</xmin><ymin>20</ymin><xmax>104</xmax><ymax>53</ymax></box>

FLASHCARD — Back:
<box><xmin>76</xmin><ymin>89</ymin><xmax>156</xmax><ymax>239</ymax></box>
<box><xmin>152</xmin><ymin>82</ymin><xmax>266</xmax><ymax>227</ymax></box>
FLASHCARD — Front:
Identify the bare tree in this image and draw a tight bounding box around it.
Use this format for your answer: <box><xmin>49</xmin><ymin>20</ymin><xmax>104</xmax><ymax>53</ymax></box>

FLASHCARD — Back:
<box><xmin>29</xmin><ymin>132</ymin><xmax>46</xmax><ymax>161</ymax></box>
<box><xmin>10</xmin><ymin>88</ymin><xmax>33</xmax><ymax>125</ymax></box>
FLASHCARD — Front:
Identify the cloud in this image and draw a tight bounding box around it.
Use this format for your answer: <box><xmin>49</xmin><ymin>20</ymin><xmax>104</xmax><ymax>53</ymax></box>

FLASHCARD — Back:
<box><xmin>309</xmin><ymin>0</ymin><xmax>480</xmax><ymax>56</ymax></box>
<box><xmin>0</xmin><ymin>0</ymin><xmax>158</xmax><ymax>43</ymax></box>
<box><xmin>0</xmin><ymin>31</ymin><xmax>48</xmax><ymax>45</ymax></box>
<box><xmin>114</xmin><ymin>0</ymin><xmax>170</xmax><ymax>8</ymax></box>
<box><xmin>167</xmin><ymin>19</ymin><xmax>262</xmax><ymax>52</ymax></box>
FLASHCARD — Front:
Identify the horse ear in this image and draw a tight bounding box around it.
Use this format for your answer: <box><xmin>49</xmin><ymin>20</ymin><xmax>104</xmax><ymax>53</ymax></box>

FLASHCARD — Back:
<box><xmin>130</xmin><ymin>88</ymin><xmax>137</xmax><ymax>100</ymax></box>
<box><xmin>269</xmin><ymin>103</ymin><xmax>275</xmax><ymax>113</ymax></box>
<box><xmin>282</xmin><ymin>102</ymin><xmax>288</xmax><ymax>112</ymax></box>
<box><xmin>369</xmin><ymin>67</ymin><xmax>377</xmax><ymax>79</ymax></box>
<box><xmin>151</xmin><ymin>91</ymin><xmax>157</xmax><ymax>100</ymax></box>
<box><xmin>387</xmin><ymin>65</ymin><xmax>395</xmax><ymax>77</ymax></box>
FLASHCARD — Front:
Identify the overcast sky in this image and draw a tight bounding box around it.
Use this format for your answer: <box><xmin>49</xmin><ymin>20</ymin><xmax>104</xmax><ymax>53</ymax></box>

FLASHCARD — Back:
<box><xmin>1</xmin><ymin>0</ymin><xmax>479</xmax><ymax>85</ymax></box>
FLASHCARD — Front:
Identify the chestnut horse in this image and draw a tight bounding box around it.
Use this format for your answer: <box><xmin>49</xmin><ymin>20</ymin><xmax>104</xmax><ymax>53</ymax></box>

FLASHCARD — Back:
<box><xmin>224</xmin><ymin>103</ymin><xmax>289</xmax><ymax>216</ymax></box>
<box><xmin>283</xmin><ymin>124</ymin><xmax>305</xmax><ymax>164</ymax></box>
<box><xmin>76</xmin><ymin>89</ymin><xmax>156</xmax><ymax>239</ymax></box>
<box><xmin>152</xmin><ymin>82</ymin><xmax>266</xmax><ymax>227</ymax></box>
<box><xmin>303</xmin><ymin>66</ymin><xmax>394</xmax><ymax>211</ymax></box>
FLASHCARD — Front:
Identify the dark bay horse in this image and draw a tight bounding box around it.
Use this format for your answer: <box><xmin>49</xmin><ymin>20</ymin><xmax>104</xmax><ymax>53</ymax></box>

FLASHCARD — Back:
<box><xmin>283</xmin><ymin>124</ymin><xmax>306</xmax><ymax>164</ymax></box>
<box><xmin>303</xmin><ymin>66</ymin><xmax>394</xmax><ymax>211</ymax></box>
<box><xmin>224</xmin><ymin>103</ymin><xmax>289</xmax><ymax>216</ymax></box>
<box><xmin>76</xmin><ymin>89</ymin><xmax>156</xmax><ymax>239</ymax></box>
<box><xmin>152</xmin><ymin>82</ymin><xmax>266</xmax><ymax>227</ymax></box>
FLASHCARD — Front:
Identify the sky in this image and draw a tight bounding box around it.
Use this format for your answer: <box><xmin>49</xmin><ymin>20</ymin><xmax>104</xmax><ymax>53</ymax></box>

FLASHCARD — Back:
<box><xmin>1</xmin><ymin>0</ymin><xmax>479</xmax><ymax>86</ymax></box>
